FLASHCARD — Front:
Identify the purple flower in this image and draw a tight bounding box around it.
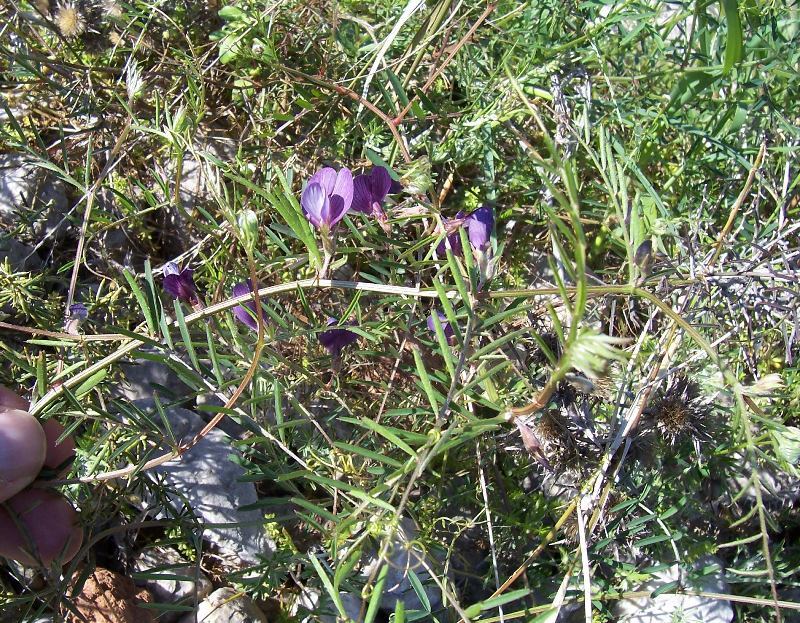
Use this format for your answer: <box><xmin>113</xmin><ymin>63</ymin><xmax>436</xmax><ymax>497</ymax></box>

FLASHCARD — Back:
<box><xmin>301</xmin><ymin>167</ymin><xmax>354</xmax><ymax>230</ymax></box>
<box><xmin>163</xmin><ymin>262</ymin><xmax>200</xmax><ymax>305</ymax></box>
<box><xmin>68</xmin><ymin>303</ymin><xmax>88</xmax><ymax>320</ymax></box>
<box><xmin>427</xmin><ymin>311</ymin><xmax>455</xmax><ymax>343</ymax></box>
<box><xmin>436</xmin><ymin>211</ymin><xmax>466</xmax><ymax>257</ymax></box>
<box><xmin>232</xmin><ymin>280</ymin><xmax>261</xmax><ymax>331</ymax></box>
<box><xmin>352</xmin><ymin>166</ymin><xmax>393</xmax><ymax>222</ymax></box>
<box><xmin>318</xmin><ymin>317</ymin><xmax>358</xmax><ymax>358</ymax></box>
<box><xmin>466</xmin><ymin>205</ymin><xmax>494</xmax><ymax>252</ymax></box>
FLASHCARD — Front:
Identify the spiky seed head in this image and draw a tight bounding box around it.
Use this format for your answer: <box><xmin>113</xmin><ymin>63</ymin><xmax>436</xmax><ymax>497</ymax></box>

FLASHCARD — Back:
<box><xmin>651</xmin><ymin>374</ymin><xmax>709</xmax><ymax>446</ymax></box>
<box><xmin>54</xmin><ymin>1</ymin><xmax>85</xmax><ymax>37</ymax></box>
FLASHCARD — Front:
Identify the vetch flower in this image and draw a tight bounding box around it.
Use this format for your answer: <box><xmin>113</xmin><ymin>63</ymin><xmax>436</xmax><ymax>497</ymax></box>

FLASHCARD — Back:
<box><xmin>232</xmin><ymin>280</ymin><xmax>261</xmax><ymax>331</ymax></box>
<box><xmin>64</xmin><ymin>303</ymin><xmax>88</xmax><ymax>335</ymax></box>
<box><xmin>319</xmin><ymin>317</ymin><xmax>358</xmax><ymax>358</ymax></box>
<box><xmin>301</xmin><ymin>167</ymin><xmax>354</xmax><ymax>232</ymax></box>
<box><xmin>436</xmin><ymin>211</ymin><xmax>466</xmax><ymax>258</ymax></box>
<box><xmin>466</xmin><ymin>205</ymin><xmax>495</xmax><ymax>286</ymax></box>
<box><xmin>162</xmin><ymin>262</ymin><xmax>200</xmax><ymax>305</ymax></box>
<box><xmin>466</xmin><ymin>205</ymin><xmax>494</xmax><ymax>252</ymax></box>
<box><xmin>427</xmin><ymin>311</ymin><xmax>455</xmax><ymax>343</ymax></box>
<box><xmin>352</xmin><ymin>166</ymin><xmax>394</xmax><ymax>231</ymax></box>
<box><xmin>68</xmin><ymin>303</ymin><xmax>88</xmax><ymax>320</ymax></box>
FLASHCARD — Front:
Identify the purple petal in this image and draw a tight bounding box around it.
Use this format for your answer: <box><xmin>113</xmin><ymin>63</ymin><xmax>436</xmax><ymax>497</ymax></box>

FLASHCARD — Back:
<box><xmin>329</xmin><ymin>168</ymin><xmax>353</xmax><ymax>226</ymax></box>
<box><xmin>301</xmin><ymin>183</ymin><xmax>328</xmax><ymax>229</ymax></box>
<box><xmin>351</xmin><ymin>175</ymin><xmax>372</xmax><ymax>214</ymax></box>
<box><xmin>467</xmin><ymin>206</ymin><xmax>494</xmax><ymax>252</ymax></box>
<box><xmin>163</xmin><ymin>262</ymin><xmax>181</xmax><ymax>277</ymax></box>
<box><xmin>69</xmin><ymin>303</ymin><xmax>88</xmax><ymax>319</ymax></box>
<box><xmin>427</xmin><ymin>311</ymin><xmax>454</xmax><ymax>342</ymax></box>
<box><xmin>318</xmin><ymin>317</ymin><xmax>358</xmax><ymax>356</ymax></box>
<box><xmin>389</xmin><ymin>178</ymin><xmax>403</xmax><ymax>194</ymax></box>
<box><xmin>368</xmin><ymin>166</ymin><xmax>392</xmax><ymax>203</ymax></box>
<box><xmin>232</xmin><ymin>281</ymin><xmax>259</xmax><ymax>330</ymax></box>
<box><xmin>163</xmin><ymin>267</ymin><xmax>198</xmax><ymax>304</ymax></box>
<box><xmin>308</xmin><ymin>167</ymin><xmax>337</xmax><ymax>195</ymax></box>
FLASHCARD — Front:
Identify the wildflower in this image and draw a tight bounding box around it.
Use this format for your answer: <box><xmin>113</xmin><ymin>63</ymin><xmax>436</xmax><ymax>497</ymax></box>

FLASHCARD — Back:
<box><xmin>318</xmin><ymin>317</ymin><xmax>358</xmax><ymax>358</ymax></box>
<box><xmin>231</xmin><ymin>280</ymin><xmax>261</xmax><ymax>331</ymax></box>
<box><xmin>64</xmin><ymin>303</ymin><xmax>88</xmax><ymax>336</ymax></box>
<box><xmin>436</xmin><ymin>211</ymin><xmax>466</xmax><ymax>258</ymax></box>
<box><xmin>466</xmin><ymin>205</ymin><xmax>494</xmax><ymax>252</ymax></box>
<box><xmin>301</xmin><ymin>167</ymin><xmax>353</xmax><ymax>232</ymax></box>
<box><xmin>352</xmin><ymin>166</ymin><xmax>394</xmax><ymax>232</ymax></box>
<box><xmin>427</xmin><ymin>311</ymin><xmax>455</xmax><ymax>343</ymax></box>
<box><xmin>162</xmin><ymin>262</ymin><xmax>200</xmax><ymax>305</ymax></box>
<box><xmin>468</xmin><ymin>205</ymin><xmax>495</xmax><ymax>287</ymax></box>
<box><xmin>68</xmin><ymin>303</ymin><xmax>88</xmax><ymax>320</ymax></box>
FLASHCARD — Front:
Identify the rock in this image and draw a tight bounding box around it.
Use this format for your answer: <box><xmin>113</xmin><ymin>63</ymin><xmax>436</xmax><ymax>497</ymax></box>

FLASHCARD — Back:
<box><xmin>0</xmin><ymin>153</ymin><xmax>70</xmax><ymax>240</ymax></box>
<box><xmin>116</xmin><ymin>356</ymin><xmax>189</xmax><ymax>404</ymax></box>
<box><xmin>361</xmin><ymin>516</ymin><xmax>446</xmax><ymax>615</ymax></box>
<box><xmin>0</xmin><ymin>236</ymin><xmax>41</xmax><ymax>271</ymax></box>
<box><xmin>65</xmin><ymin>567</ymin><xmax>155</xmax><ymax>623</ymax></box>
<box><xmin>612</xmin><ymin>556</ymin><xmax>734</xmax><ymax>623</ymax></box>
<box><xmin>174</xmin><ymin>135</ymin><xmax>235</xmax><ymax>212</ymax></box>
<box><xmin>132</xmin><ymin>546</ymin><xmax>212</xmax><ymax>619</ymax></box>
<box><xmin>179</xmin><ymin>587</ymin><xmax>267</xmax><ymax>623</ymax></box>
<box><xmin>150</xmin><ymin>407</ymin><xmax>275</xmax><ymax>565</ymax></box>
<box><xmin>321</xmin><ymin>592</ymin><xmax>363</xmax><ymax>623</ymax></box>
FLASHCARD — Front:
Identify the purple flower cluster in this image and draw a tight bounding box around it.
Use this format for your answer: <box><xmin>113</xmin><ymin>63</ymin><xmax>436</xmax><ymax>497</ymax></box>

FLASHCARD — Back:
<box><xmin>437</xmin><ymin>206</ymin><xmax>494</xmax><ymax>258</ymax></box>
<box><xmin>159</xmin><ymin>165</ymin><xmax>498</xmax><ymax>367</ymax></box>
<box><xmin>301</xmin><ymin>165</ymin><xmax>398</xmax><ymax>233</ymax></box>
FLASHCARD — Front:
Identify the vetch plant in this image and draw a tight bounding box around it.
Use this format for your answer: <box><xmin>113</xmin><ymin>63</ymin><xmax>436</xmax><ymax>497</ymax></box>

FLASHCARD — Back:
<box><xmin>352</xmin><ymin>166</ymin><xmax>395</xmax><ymax>233</ymax></box>
<box><xmin>466</xmin><ymin>205</ymin><xmax>495</xmax><ymax>287</ymax></box>
<box><xmin>231</xmin><ymin>280</ymin><xmax>261</xmax><ymax>331</ymax></box>
<box><xmin>162</xmin><ymin>262</ymin><xmax>201</xmax><ymax>308</ymax></box>
<box><xmin>318</xmin><ymin>317</ymin><xmax>358</xmax><ymax>371</ymax></box>
<box><xmin>300</xmin><ymin>166</ymin><xmax>353</xmax><ymax>277</ymax></box>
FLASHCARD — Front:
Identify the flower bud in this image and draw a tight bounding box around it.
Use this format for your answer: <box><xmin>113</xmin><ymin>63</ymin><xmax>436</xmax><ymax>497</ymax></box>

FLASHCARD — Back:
<box><xmin>237</xmin><ymin>209</ymin><xmax>259</xmax><ymax>253</ymax></box>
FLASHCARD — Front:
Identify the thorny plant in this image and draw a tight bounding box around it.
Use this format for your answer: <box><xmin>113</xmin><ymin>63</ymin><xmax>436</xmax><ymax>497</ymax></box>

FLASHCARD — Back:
<box><xmin>1</xmin><ymin>0</ymin><xmax>800</xmax><ymax>622</ymax></box>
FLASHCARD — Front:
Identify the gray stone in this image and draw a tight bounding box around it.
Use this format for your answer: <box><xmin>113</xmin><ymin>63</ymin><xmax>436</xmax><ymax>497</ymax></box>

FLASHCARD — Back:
<box><xmin>151</xmin><ymin>407</ymin><xmax>275</xmax><ymax>565</ymax></box>
<box><xmin>116</xmin><ymin>357</ymin><xmax>189</xmax><ymax>403</ymax></box>
<box><xmin>613</xmin><ymin>556</ymin><xmax>734</xmax><ymax>623</ymax></box>
<box><xmin>0</xmin><ymin>236</ymin><xmax>41</xmax><ymax>271</ymax></box>
<box><xmin>322</xmin><ymin>592</ymin><xmax>363</xmax><ymax>623</ymax></box>
<box><xmin>361</xmin><ymin>516</ymin><xmax>446</xmax><ymax>615</ymax></box>
<box><xmin>179</xmin><ymin>587</ymin><xmax>267</xmax><ymax>623</ymax></box>
<box><xmin>132</xmin><ymin>546</ymin><xmax>212</xmax><ymax>619</ymax></box>
<box><xmin>0</xmin><ymin>153</ymin><xmax>70</xmax><ymax>240</ymax></box>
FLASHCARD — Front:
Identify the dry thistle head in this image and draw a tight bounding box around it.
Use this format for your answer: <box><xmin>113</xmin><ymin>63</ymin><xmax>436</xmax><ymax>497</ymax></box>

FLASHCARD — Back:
<box><xmin>649</xmin><ymin>374</ymin><xmax>710</xmax><ymax>449</ymax></box>
<box><xmin>54</xmin><ymin>1</ymin><xmax>86</xmax><ymax>37</ymax></box>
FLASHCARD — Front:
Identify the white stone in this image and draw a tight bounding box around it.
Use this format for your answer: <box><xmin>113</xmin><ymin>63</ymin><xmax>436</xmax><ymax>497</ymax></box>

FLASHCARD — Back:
<box><xmin>0</xmin><ymin>153</ymin><xmax>69</xmax><ymax>240</ymax></box>
<box><xmin>132</xmin><ymin>546</ymin><xmax>212</xmax><ymax>619</ymax></box>
<box><xmin>613</xmin><ymin>556</ymin><xmax>734</xmax><ymax>623</ymax></box>
<box><xmin>149</xmin><ymin>408</ymin><xmax>276</xmax><ymax>565</ymax></box>
<box><xmin>179</xmin><ymin>587</ymin><xmax>268</xmax><ymax>623</ymax></box>
<box><xmin>361</xmin><ymin>516</ymin><xmax>446</xmax><ymax>614</ymax></box>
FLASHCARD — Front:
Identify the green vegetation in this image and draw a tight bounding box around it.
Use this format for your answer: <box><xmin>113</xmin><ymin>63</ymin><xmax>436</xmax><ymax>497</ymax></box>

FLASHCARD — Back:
<box><xmin>1</xmin><ymin>0</ymin><xmax>799</xmax><ymax>621</ymax></box>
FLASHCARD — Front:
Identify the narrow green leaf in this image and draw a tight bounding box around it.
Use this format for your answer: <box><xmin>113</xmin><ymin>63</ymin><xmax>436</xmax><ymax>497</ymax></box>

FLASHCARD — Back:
<box><xmin>339</xmin><ymin>417</ymin><xmax>417</xmax><ymax>457</ymax></box>
<box><xmin>123</xmin><ymin>269</ymin><xmax>156</xmax><ymax>335</ymax></box>
<box><xmin>364</xmin><ymin>562</ymin><xmax>389</xmax><ymax>623</ymax></box>
<box><xmin>173</xmin><ymin>300</ymin><xmax>200</xmax><ymax>373</ymax></box>
<box><xmin>412</xmin><ymin>347</ymin><xmax>439</xmax><ymax>414</ymax></box>
<box><xmin>721</xmin><ymin>0</ymin><xmax>743</xmax><ymax>73</ymax></box>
